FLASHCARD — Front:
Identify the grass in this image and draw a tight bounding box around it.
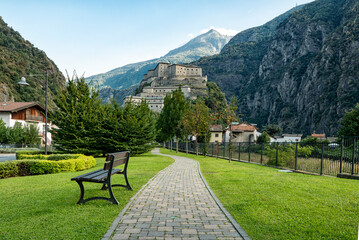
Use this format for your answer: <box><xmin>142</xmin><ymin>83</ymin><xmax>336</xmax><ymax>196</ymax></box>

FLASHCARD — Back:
<box><xmin>0</xmin><ymin>152</ymin><xmax>174</xmax><ymax>240</ymax></box>
<box><xmin>160</xmin><ymin>148</ymin><xmax>359</xmax><ymax>240</ymax></box>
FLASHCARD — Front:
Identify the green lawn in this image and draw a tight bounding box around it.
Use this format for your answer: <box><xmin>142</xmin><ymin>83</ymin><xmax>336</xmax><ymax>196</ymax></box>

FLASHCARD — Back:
<box><xmin>160</xmin><ymin>148</ymin><xmax>359</xmax><ymax>240</ymax></box>
<box><xmin>0</xmin><ymin>152</ymin><xmax>174</xmax><ymax>240</ymax></box>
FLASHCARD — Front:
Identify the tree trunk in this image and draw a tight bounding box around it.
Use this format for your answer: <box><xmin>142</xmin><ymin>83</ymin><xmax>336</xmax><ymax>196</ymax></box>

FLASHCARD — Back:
<box><xmin>170</xmin><ymin>139</ymin><xmax>172</xmax><ymax>151</ymax></box>
<box><xmin>176</xmin><ymin>140</ymin><xmax>178</xmax><ymax>153</ymax></box>
<box><xmin>196</xmin><ymin>137</ymin><xmax>198</xmax><ymax>156</ymax></box>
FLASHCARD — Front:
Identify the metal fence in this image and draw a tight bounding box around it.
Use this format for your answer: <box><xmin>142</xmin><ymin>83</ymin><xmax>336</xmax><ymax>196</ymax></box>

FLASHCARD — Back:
<box><xmin>166</xmin><ymin>137</ymin><xmax>359</xmax><ymax>177</ymax></box>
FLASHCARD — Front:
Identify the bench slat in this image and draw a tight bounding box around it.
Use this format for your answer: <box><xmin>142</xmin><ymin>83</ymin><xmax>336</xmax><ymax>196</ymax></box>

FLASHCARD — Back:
<box><xmin>71</xmin><ymin>169</ymin><xmax>121</xmax><ymax>182</ymax></box>
<box><xmin>71</xmin><ymin>169</ymin><xmax>104</xmax><ymax>180</ymax></box>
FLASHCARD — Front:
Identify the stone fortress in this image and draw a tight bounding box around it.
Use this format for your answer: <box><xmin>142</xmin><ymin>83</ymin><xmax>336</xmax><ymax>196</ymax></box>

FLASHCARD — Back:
<box><xmin>125</xmin><ymin>62</ymin><xmax>207</xmax><ymax>112</ymax></box>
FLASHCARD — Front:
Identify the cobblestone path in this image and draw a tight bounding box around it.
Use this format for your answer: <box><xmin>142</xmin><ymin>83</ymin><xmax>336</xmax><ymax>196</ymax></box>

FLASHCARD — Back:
<box><xmin>109</xmin><ymin>149</ymin><xmax>244</xmax><ymax>240</ymax></box>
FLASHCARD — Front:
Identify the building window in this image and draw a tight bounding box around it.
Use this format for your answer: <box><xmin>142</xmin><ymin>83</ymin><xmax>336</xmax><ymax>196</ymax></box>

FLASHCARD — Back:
<box><xmin>215</xmin><ymin>134</ymin><xmax>219</xmax><ymax>137</ymax></box>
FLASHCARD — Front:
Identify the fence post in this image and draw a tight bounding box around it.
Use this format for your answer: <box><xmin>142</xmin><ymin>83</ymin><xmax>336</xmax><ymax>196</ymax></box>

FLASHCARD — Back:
<box><xmin>275</xmin><ymin>143</ymin><xmax>279</xmax><ymax>166</ymax></box>
<box><xmin>295</xmin><ymin>142</ymin><xmax>298</xmax><ymax>170</ymax></box>
<box><xmin>223</xmin><ymin>142</ymin><xmax>226</xmax><ymax>158</ymax></box>
<box><xmin>238</xmin><ymin>143</ymin><xmax>241</xmax><ymax>161</ymax></box>
<box><xmin>352</xmin><ymin>137</ymin><xmax>355</xmax><ymax>175</ymax></box>
<box><xmin>260</xmin><ymin>143</ymin><xmax>263</xmax><ymax>165</ymax></box>
<box><xmin>248</xmin><ymin>141</ymin><xmax>251</xmax><ymax>163</ymax></box>
<box><xmin>320</xmin><ymin>142</ymin><xmax>324</xmax><ymax>175</ymax></box>
<box><xmin>340</xmin><ymin>137</ymin><xmax>343</xmax><ymax>173</ymax></box>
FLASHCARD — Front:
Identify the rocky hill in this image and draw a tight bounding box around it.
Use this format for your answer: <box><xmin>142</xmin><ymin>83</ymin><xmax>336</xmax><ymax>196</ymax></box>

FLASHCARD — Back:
<box><xmin>195</xmin><ymin>0</ymin><xmax>359</xmax><ymax>136</ymax></box>
<box><xmin>0</xmin><ymin>17</ymin><xmax>65</xmax><ymax>109</ymax></box>
<box><xmin>86</xmin><ymin>29</ymin><xmax>232</xmax><ymax>92</ymax></box>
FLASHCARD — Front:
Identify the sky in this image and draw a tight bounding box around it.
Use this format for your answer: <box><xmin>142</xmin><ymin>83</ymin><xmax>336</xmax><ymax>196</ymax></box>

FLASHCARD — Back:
<box><xmin>1</xmin><ymin>0</ymin><xmax>314</xmax><ymax>77</ymax></box>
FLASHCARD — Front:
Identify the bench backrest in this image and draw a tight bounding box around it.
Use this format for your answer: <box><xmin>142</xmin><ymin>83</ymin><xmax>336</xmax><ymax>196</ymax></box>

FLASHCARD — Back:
<box><xmin>104</xmin><ymin>151</ymin><xmax>130</xmax><ymax>172</ymax></box>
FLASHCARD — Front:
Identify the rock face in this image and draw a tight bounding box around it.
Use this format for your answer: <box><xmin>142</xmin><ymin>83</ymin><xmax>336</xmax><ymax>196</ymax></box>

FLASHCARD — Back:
<box><xmin>85</xmin><ymin>30</ymin><xmax>232</xmax><ymax>92</ymax></box>
<box><xmin>195</xmin><ymin>0</ymin><xmax>359</xmax><ymax>136</ymax></box>
<box><xmin>0</xmin><ymin>17</ymin><xmax>65</xmax><ymax>107</ymax></box>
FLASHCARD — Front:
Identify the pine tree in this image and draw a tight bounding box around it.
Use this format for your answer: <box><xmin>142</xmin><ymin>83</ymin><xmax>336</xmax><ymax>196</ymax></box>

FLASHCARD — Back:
<box><xmin>50</xmin><ymin>77</ymin><xmax>103</xmax><ymax>154</ymax></box>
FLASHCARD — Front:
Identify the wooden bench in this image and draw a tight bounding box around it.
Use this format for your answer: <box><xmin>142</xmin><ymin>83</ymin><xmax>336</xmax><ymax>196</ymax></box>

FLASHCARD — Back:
<box><xmin>71</xmin><ymin>151</ymin><xmax>132</xmax><ymax>204</ymax></box>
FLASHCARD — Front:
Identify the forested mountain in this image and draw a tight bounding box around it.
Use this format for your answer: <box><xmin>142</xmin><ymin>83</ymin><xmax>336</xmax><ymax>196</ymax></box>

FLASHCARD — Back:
<box><xmin>86</xmin><ymin>29</ymin><xmax>232</xmax><ymax>91</ymax></box>
<box><xmin>0</xmin><ymin>17</ymin><xmax>65</xmax><ymax>109</ymax></box>
<box><xmin>195</xmin><ymin>0</ymin><xmax>359</xmax><ymax>136</ymax></box>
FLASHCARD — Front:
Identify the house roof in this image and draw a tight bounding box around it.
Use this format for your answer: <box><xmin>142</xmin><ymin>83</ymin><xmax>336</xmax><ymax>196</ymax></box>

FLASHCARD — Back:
<box><xmin>230</xmin><ymin>123</ymin><xmax>257</xmax><ymax>132</ymax></box>
<box><xmin>311</xmin><ymin>133</ymin><xmax>326</xmax><ymax>138</ymax></box>
<box><xmin>282</xmin><ymin>134</ymin><xmax>303</xmax><ymax>137</ymax></box>
<box><xmin>210</xmin><ymin>125</ymin><xmax>222</xmax><ymax>132</ymax></box>
<box><xmin>0</xmin><ymin>102</ymin><xmax>45</xmax><ymax>113</ymax></box>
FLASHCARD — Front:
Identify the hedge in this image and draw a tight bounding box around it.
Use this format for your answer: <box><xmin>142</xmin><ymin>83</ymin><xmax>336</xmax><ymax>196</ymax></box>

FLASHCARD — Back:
<box><xmin>16</xmin><ymin>150</ymin><xmax>63</xmax><ymax>159</ymax></box>
<box><xmin>0</xmin><ymin>154</ymin><xmax>96</xmax><ymax>179</ymax></box>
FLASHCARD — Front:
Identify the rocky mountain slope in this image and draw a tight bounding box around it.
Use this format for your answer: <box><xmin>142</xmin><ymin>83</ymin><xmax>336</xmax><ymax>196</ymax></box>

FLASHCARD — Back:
<box><xmin>86</xmin><ymin>29</ymin><xmax>232</xmax><ymax>92</ymax></box>
<box><xmin>195</xmin><ymin>0</ymin><xmax>359</xmax><ymax>136</ymax></box>
<box><xmin>0</xmin><ymin>17</ymin><xmax>65</xmax><ymax>109</ymax></box>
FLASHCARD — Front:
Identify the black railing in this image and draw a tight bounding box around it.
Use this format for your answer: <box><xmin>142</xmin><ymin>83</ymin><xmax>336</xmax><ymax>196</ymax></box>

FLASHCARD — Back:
<box><xmin>165</xmin><ymin>137</ymin><xmax>359</xmax><ymax>177</ymax></box>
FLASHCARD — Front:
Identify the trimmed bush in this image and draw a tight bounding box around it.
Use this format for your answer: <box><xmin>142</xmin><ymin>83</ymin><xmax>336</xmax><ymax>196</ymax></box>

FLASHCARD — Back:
<box><xmin>0</xmin><ymin>154</ymin><xmax>96</xmax><ymax>178</ymax></box>
<box><xmin>16</xmin><ymin>150</ymin><xmax>63</xmax><ymax>159</ymax></box>
<box><xmin>0</xmin><ymin>161</ymin><xmax>18</xmax><ymax>178</ymax></box>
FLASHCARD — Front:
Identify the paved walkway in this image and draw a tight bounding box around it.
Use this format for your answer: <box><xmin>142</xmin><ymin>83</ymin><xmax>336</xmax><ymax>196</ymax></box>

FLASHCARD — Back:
<box><xmin>107</xmin><ymin>148</ymin><xmax>247</xmax><ymax>240</ymax></box>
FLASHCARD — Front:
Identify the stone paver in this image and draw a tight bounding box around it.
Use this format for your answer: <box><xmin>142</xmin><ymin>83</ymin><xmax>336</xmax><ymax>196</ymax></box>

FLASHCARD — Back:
<box><xmin>110</xmin><ymin>148</ymin><xmax>243</xmax><ymax>240</ymax></box>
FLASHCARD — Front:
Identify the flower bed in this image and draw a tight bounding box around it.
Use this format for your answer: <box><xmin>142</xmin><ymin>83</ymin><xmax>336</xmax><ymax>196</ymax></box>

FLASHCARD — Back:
<box><xmin>0</xmin><ymin>154</ymin><xmax>96</xmax><ymax>179</ymax></box>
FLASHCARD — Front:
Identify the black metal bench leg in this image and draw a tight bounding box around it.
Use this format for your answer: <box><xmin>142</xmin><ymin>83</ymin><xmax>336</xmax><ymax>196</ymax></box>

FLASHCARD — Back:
<box><xmin>76</xmin><ymin>181</ymin><xmax>85</xmax><ymax>204</ymax></box>
<box><xmin>124</xmin><ymin>173</ymin><xmax>133</xmax><ymax>190</ymax></box>
<box><xmin>107</xmin><ymin>183</ymin><xmax>119</xmax><ymax>205</ymax></box>
<box><xmin>101</xmin><ymin>183</ymin><xmax>107</xmax><ymax>190</ymax></box>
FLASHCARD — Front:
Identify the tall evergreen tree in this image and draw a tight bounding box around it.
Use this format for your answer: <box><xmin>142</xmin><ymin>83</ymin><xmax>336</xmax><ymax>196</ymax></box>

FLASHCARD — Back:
<box><xmin>50</xmin><ymin>77</ymin><xmax>103</xmax><ymax>154</ymax></box>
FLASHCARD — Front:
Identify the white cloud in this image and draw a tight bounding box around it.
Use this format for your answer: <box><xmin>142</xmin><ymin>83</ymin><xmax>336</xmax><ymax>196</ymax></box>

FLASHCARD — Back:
<box><xmin>200</xmin><ymin>26</ymin><xmax>239</xmax><ymax>36</ymax></box>
<box><xmin>187</xmin><ymin>33</ymin><xmax>195</xmax><ymax>38</ymax></box>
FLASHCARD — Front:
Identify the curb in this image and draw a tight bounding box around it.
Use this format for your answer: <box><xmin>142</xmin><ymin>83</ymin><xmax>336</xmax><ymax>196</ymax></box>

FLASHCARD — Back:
<box><xmin>156</xmin><ymin>150</ymin><xmax>251</xmax><ymax>240</ymax></box>
<box><xmin>102</xmin><ymin>151</ymin><xmax>175</xmax><ymax>240</ymax></box>
<box><xmin>196</xmin><ymin>161</ymin><xmax>251</xmax><ymax>240</ymax></box>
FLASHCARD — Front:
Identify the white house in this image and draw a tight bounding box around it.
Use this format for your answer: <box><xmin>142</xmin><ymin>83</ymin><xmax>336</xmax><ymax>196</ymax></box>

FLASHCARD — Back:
<box><xmin>271</xmin><ymin>134</ymin><xmax>302</xmax><ymax>143</ymax></box>
<box><xmin>0</xmin><ymin>102</ymin><xmax>52</xmax><ymax>145</ymax></box>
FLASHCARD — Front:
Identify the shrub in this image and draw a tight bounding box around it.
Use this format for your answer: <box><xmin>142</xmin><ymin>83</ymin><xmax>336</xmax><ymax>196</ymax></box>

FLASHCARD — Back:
<box><xmin>0</xmin><ymin>161</ymin><xmax>18</xmax><ymax>178</ymax></box>
<box><xmin>16</xmin><ymin>150</ymin><xmax>63</xmax><ymax>159</ymax></box>
<box><xmin>265</xmin><ymin>144</ymin><xmax>295</xmax><ymax>167</ymax></box>
<box><xmin>0</xmin><ymin>154</ymin><xmax>96</xmax><ymax>178</ymax></box>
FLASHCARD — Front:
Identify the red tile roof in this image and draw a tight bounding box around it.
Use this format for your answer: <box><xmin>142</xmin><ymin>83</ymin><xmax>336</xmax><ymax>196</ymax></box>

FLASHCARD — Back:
<box><xmin>0</xmin><ymin>102</ymin><xmax>45</xmax><ymax>112</ymax></box>
<box><xmin>231</xmin><ymin>123</ymin><xmax>257</xmax><ymax>132</ymax></box>
<box><xmin>311</xmin><ymin>133</ymin><xmax>326</xmax><ymax>138</ymax></box>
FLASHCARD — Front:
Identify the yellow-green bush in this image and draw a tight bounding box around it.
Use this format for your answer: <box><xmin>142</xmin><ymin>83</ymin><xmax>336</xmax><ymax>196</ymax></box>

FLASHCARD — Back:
<box><xmin>0</xmin><ymin>154</ymin><xmax>96</xmax><ymax>178</ymax></box>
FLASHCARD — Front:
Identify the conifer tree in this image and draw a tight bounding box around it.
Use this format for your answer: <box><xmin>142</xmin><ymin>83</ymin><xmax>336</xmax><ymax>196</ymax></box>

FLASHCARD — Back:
<box><xmin>50</xmin><ymin>77</ymin><xmax>103</xmax><ymax>154</ymax></box>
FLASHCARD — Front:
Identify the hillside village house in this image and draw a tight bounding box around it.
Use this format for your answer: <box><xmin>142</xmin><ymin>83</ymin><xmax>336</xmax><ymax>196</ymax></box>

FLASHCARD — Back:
<box><xmin>0</xmin><ymin>102</ymin><xmax>52</xmax><ymax>145</ymax></box>
<box><xmin>209</xmin><ymin>125</ymin><xmax>223</xmax><ymax>142</ymax></box>
<box><xmin>224</xmin><ymin>122</ymin><xmax>258</xmax><ymax>143</ymax></box>
<box><xmin>271</xmin><ymin>134</ymin><xmax>302</xmax><ymax>142</ymax></box>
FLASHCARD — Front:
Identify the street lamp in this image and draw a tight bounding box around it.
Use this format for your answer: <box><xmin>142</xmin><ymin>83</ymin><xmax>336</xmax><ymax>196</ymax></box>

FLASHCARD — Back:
<box><xmin>18</xmin><ymin>70</ymin><xmax>49</xmax><ymax>154</ymax></box>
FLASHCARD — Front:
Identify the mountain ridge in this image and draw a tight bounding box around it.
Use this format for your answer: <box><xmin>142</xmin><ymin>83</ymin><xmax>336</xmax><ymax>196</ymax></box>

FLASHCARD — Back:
<box><xmin>195</xmin><ymin>0</ymin><xmax>359</xmax><ymax>136</ymax></box>
<box><xmin>86</xmin><ymin>29</ymin><xmax>232</xmax><ymax>91</ymax></box>
<box><xmin>0</xmin><ymin>16</ymin><xmax>65</xmax><ymax>109</ymax></box>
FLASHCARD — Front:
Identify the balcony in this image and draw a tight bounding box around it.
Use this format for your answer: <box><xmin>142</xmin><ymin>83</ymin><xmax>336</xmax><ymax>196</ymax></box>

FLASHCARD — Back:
<box><xmin>25</xmin><ymin>114</ymin><xmax>43</xmax><ymax>122</ymax></box>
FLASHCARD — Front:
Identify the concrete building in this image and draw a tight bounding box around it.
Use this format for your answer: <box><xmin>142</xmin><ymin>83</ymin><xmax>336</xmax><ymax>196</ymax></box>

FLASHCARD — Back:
<box><xmin>224</xmin><ymin>122</ymin><xmax>258</xmax><ymax>143</ymax></box>
<box><xmin>271</xmin><ymin>134</ymin><xmax>302</xmax><ymax>142</ymax></box>
<box><xmin>125</xmin><ymin>63</ymin><xmax>207</xmax><ymax>112</ymax></box>
<box><xmin>209</xmin><ymin>125</ymin><xmax>223</xmax><ymax>143</ymax></box>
